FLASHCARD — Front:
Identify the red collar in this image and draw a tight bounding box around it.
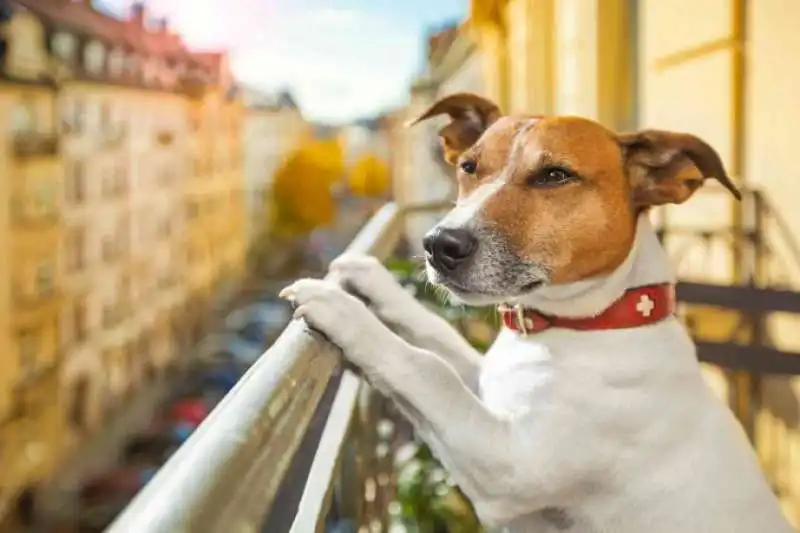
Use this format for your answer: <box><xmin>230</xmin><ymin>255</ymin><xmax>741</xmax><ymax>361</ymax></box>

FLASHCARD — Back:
<box><xmin>498</xmin><ymin>283</ymin><xmax>676</xmax><ymax>336</ymax></box>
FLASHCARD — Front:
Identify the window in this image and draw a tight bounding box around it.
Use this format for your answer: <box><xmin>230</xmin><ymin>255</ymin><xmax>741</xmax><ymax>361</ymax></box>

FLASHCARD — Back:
<box><xmin>69</xmin><ymin>99</ymin><xmax>85</xmax><ymax>133</ymax></box>
<box><xmin>102</xmin><ymin>162</ymin><xmax>121</xmax><ymax>198</ymax></box>
<box><xmin>83</xmin><ymin>40</ymin><xmax>106</xmax><ymax>74</ymax></box>
<box><xmin>103</xmin><ymin>304</ymin><xmax>116</xmax><ymax>328</ymax></box>
<box><xmin>52</xmin><ymin>32</ymin><xmax>77</xmax><ymax>61</ymax></box>
<box><xmin>36</xmin><ymin>262</ymin><xmax>54</xmax><ymax>296</ymax></box>
<box><xmin>125</xmin><ymin>54</ymin><xmax>139</xmax><ymax>78</ymax></box>
<box><xmin>108</xmin><ymin>48</ymin><xmax>125</xmax><ymax>77</ymax></box>
<box><xmin>99</xmin><ymin>101</ymin><xmax>111</xmax><ymax>134</ymax></box>
<box><xmin>67</xmin><ymin>227</ymin><xmax>85</xmax><ymax>271</ymax></box>
<box><xmin>69</xmin><ymin>378</ymin><xmax>89</xmax><ymax>430</ymax></box>
<box><xmin>18</xmin><ymin>330</ymin><xmax>39</xmax><ymax>376</ymax></box>
<box><xmin>73</xmin><ymin>299</ymin><xmax>88</xmax><ymax>342</ymax></box>
<box><xmin>102</xmin><ymin>236</ymin><xmax>116</xmax><ymax>262</ymax></box>
<box><xmin>11</xmin><ymin>100</ymin><xmax>35</xmax><ymax>134</ymax></box>
<box><xmin>117</xmin><ymin>218</ymin><xmax>130</xmax><ymax>257</ymax></box>
<box><xmin>187</xmin><ymin>201</ymin><xmax>199</xmax><ymax>219</ymax></box>
<box><xmin>115</xmin><ymin>164</ymin><xmax>127</xmax><ymax>195</ymax></box>
<box><xmin>34</xmin><ymin>180</ymin><xmax>56</xmax><ymax>215</ymax></box>
<box><xmin>67</xmin><ymin>160</ymin><xmax>86</xmax><ymax>204</ymax></box>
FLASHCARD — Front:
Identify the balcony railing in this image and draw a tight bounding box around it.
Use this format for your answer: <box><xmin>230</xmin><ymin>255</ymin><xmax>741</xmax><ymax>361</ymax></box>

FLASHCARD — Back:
<box><xmin>13</xmin><ymin>288</ymin><xmax>60</xmax><ymax>311</ymax></box>
<box><xmin>157</xmin><ymin>131</ymin><xmax>176</xmax><ymax>147</ymax></box>
<box><xmin>12</xmin><ymin>132</ymin><xmax>59</xmax><ymax>157</ymax></box>
<box><xmin>107</xmin><ymin>201</ymin><xmax>446</xmax><ymax>533</ymax></box>
<box><xmin>108</xmin><ymin>193</ymin><xmax>800</xmax><ymax>532</ymax></box>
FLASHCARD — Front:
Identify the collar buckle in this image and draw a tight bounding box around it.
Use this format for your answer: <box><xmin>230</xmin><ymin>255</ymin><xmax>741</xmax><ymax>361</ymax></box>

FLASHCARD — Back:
<box><xmin>515</xmin><ymin>304</ymin><xmax>527</xmax><ymax>336</ymax></box>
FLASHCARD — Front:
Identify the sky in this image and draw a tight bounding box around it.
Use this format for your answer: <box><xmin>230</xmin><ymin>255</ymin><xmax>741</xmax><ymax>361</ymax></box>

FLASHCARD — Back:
<box><xmin>97</xmin><ymin>0</ymin><xmax>467</xmax><ymax>123</ymax></box>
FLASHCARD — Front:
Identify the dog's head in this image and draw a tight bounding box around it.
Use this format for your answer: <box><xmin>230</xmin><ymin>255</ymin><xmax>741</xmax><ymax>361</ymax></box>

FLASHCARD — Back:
<box><xmin>409</xmin><ymin>93</ymin><xmax>741</xmax><ymax>306</ymax></box>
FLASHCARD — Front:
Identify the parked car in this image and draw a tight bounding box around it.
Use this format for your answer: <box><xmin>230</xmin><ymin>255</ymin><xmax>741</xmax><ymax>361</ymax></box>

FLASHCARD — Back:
<box><xmin>224</xmin><ymin>298</ymin><xmax>291</xmax><ymax>346</ymax></box>
<box><xmin>122</xmin><ymin>432</ymin><xmax>178</xmax><ymax>465</ymax></box>
<box><xmin>77</xmin><ymin>497</ymin><xmax>132</xmax><ymax>533</ymax></box>
<box><xmin>170</xmin><ymin>397</ymin><xmax>209</xmax><ymax>426</ymax></box>
<box><xmin>197</xmin><ymin>332</ymin><xmax>264</xmax><ymax>366</ymax></box>
<box><xmin>79</xmin><ymin>466</ymin><xmax>159</xmax><ymax>506</ymax></box>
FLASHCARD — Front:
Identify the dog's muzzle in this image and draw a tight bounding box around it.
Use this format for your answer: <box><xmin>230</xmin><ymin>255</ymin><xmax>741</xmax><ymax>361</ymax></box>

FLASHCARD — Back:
<box><xmin>423</xmin><ymin>227</ymin><xmax>478</xmax><ymax>274</ymax></box>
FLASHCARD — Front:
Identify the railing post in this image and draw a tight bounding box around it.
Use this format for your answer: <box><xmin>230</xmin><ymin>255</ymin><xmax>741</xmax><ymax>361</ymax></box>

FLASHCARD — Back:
<box><xmin>730</xmin><ymin>189</ymin><xmax>765</xmax><ymax>443</ymax></box>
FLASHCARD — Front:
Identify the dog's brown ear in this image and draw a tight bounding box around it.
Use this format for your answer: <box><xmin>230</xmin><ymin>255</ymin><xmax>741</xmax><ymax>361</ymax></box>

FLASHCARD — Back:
<box><xmin>407</xmin><ymin>93</ymin><xmax>501</xmax><ymax>165</ymax></box>
<box><xmin>618</xmin><ymin>130</ymin><xmax>741</xmax><ymax>207</ymax></box>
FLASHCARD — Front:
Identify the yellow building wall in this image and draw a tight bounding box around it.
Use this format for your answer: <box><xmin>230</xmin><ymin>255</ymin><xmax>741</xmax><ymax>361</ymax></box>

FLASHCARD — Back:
<box><xmin>745</xmin><ymin>0</ymin><xmax>800</xmax><ymax>523</ymax></box>
<box><xmin>185</xmin><ymin>88</ymin><xmax>246</xmax><ymax>313</ymax></box>
<box><xmin>636</xmin><ymin>0</ymin><xmax>741</xmax><ymax>402</ymax></box>
<box><xmin>0</xmin><ymin>81</ymin><xmax>66</xmax><ymax>523</ymax></box>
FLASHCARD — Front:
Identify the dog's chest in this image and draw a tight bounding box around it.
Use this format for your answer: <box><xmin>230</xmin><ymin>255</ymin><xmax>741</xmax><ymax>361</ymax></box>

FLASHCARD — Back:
<box><xmin>479</xmin><ymin>330</ymin><xmax>555</xmax><ymax>417</ymax></box>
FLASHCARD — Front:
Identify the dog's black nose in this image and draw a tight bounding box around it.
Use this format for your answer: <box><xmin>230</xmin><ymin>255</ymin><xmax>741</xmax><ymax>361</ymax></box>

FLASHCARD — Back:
<box><xmin>423</xmin><ymin>227</ymin><xmax>477</xmax><ymax>272</ymax></box>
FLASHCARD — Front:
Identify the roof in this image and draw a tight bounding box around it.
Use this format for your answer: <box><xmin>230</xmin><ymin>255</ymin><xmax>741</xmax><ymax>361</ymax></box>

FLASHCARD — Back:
<box><xmin>242</xmin><ymin>87</ymin><xmax>300</xmax><ymax>111</ymax></box>
<box><xmin>15</xmin><ymin>0</ymin><xmax>129</xmax><ymax>44</ymax></box>
<box><xmin>12</xmin><ymin>0</ymin><xmax>217</xmax><ymax>73</ymax></box>
<box><xmin>426</xmin><ymin>21</ymin><xmax>459</xmax><ymax>63</ymax></box>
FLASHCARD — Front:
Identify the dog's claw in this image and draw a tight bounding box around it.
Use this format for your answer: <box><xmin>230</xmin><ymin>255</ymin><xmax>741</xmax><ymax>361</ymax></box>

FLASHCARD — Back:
<box><xmin>278</xmin><ymin>285</ymin><xmax>296</xmax><ymax>301</ymax></box>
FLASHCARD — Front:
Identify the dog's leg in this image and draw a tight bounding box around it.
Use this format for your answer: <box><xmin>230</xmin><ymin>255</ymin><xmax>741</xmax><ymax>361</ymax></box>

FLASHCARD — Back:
<box><xmin>281</xmin><ymin>279</ymin><xmax>597</xmax><ymax>526</ymax></box>
<box><xmin>329</xmin><ymin>253</ymin><xmax>484</xmax><ymax>391</ymax></box>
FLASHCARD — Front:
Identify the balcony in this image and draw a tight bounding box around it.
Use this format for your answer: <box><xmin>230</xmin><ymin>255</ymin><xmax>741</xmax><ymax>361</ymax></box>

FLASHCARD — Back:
<box><xmin>13</xmin><ymin>287</ymin><xmax>61</xmax><ymax>312</ymax></box>
<box><xmin>11</xmin><ymin>207</ymin><xmax>58</xmax><ymax>229</ymax></box>
<box><xmin>157</xmin><ymin>131</ymin><xmax>176</xmax><ymax>147</ymax></box>
<box><xmin>106</xmin><ymin>193</ymin><xmax>800</xmax><ymax>532</ymax></box>
<box><xmin>12</xmin><ymin>132</ymin><xmax>59</xmax><ymax>158</ymax></box>
<box><xmin>180</xmin><ymin>78</ymin><xmax>207</xmax><ymax>100</ymax></box>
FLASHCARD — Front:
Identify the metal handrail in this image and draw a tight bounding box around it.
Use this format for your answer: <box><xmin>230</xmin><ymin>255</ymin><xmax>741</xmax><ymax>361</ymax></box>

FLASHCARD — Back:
<box><xmin>107</xmin><ymin>201</ymin><xmax>448</xmax><ymax>533</ymax></box>
<box><xmin>290</xmin><ymin>200</ymin><xmax>450</xmax><ymax>532</ymax></box>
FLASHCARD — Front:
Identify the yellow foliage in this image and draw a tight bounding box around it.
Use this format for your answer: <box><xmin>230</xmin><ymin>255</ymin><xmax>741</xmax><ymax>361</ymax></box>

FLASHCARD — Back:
<box><xmin>309</xmin><ymin>138</ymin><xmax>345</xmax><ymax>184</ymax></box>
<box><xmin>348</xmin><ymin>153</ymin><xmax>390</xmax><ymax>197</ymax></box>
<box><xmin>269</xmin><ymin>139</ymin><xmax>345</xmax><ymax>237</ymax></box>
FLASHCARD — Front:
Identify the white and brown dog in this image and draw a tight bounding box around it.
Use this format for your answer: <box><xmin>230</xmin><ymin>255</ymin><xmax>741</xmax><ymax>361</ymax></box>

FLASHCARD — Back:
<box><xmin>280</xmin><ymin>93</ymin><xmax>794</xmax><ymax>532</ymax></box>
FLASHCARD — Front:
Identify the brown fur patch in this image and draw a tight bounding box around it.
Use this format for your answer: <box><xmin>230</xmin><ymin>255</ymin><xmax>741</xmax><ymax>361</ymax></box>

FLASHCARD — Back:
<box><xmin>473</xmin><ymin>116</ymin><xmax>636</xmax><ymax>284</ymax></box>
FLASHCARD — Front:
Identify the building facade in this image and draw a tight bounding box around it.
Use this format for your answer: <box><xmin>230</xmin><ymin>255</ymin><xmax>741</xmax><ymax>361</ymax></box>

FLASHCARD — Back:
<box><xmin>241</xmin><ymin>88</ymin><xmax>307</xmax><ymax>246</ymax></box>
<box><xmin>0</xmin><ymin>1</ymin><xmax>246</xmax><ymax>528</ymax></box>
<box><xmin>397</xmin><ymin>23</ymin><xmax>485</xmax><ymax>254</ymax></box>
<box><xmin>469</xmin><ymin>0</ymin><xmax>799</xmax><ymax>524</ymax></box>
<box><xmin>0</xmin><ymin>44</ymin><xmax>67</xmax><ymax>532</ymax></box>
<box><xmin>183</xmin><ymin>50</ymin><xmax>246</xmax><ymax>343</ymax></box>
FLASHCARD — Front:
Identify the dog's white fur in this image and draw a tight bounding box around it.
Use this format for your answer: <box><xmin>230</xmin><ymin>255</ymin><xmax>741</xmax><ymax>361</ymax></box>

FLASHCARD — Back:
<box><xmin>282</xmin><ymin>214</ymin><xmax>793</xmax><ymax>532</ymax></box>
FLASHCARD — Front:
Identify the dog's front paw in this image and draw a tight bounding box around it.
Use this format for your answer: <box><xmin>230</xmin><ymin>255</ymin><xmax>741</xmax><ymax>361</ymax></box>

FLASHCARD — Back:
<box><xmin>329</xmin><ymin>253</ymin><xmax>414</xmax><ymax>321</ymax></box>
<box><xmin>279</xmin><ymin>278</ymin><xmax>392</xmax><ymax>366</ymax></box>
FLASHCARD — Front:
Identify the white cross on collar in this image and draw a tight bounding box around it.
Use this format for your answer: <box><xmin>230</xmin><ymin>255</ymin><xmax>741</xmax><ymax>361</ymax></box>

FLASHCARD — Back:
<box><xmin>636</xmin><ymin>294</ymin><xmax>656</xmax><ymax>317</ymax></box>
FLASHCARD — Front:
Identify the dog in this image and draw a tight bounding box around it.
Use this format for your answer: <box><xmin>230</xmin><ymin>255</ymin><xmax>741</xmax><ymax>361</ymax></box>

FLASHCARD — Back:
<box><xmin>280</xmin><ymin>93</ymin><xmax>794</xmax><ymax>532</ymax></box>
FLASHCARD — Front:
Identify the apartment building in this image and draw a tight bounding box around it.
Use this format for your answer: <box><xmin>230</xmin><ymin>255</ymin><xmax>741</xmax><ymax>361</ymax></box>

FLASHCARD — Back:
<box><xmin>0</xmin><ymin>16</ymin><xmax>67</xmax><ymax>530</ymax></box>
<box><xmin>183</xmin><ymin>51</ymin><xmax>246</xmax><ymax>342</ymax></box>
<box><xmin>399</xmin><ymin>23</ymin><xmax>484</xmax><ymax>253</ymax></box>
<box><xmin>0</xmin><ymin>1</ymin><xmax>246</xmax><ymax>528</ymax></box>
<box><xmin>241</xmin><ymin>88</ymin><xmax>307</xmax><ymax>246</ymax></box>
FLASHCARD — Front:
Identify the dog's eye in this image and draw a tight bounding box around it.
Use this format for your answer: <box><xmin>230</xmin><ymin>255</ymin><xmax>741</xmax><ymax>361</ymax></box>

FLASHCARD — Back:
<box><xmin>684</xmin><ymin>178</ymin><xmax>703</xmax><ymax>190</ymax></box>
<box><xmin>528</xmin><ymin>167</ymin><xmax>577</xmax><ymax>188</ymax></box>
<box><xmin>459</xmin><ymin>159</ymin><xmax>477</xmax><ymax>175</ymax></box>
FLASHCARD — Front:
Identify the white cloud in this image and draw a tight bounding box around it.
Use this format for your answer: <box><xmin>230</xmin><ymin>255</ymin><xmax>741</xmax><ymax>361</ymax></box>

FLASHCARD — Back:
<box><xmin>97</xmin><ymin>0</ymin><xmax>431</xmax><ymax>122</ymax></box>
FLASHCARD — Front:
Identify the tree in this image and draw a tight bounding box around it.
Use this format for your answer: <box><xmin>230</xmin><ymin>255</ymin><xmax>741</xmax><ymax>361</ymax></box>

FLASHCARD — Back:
<box><xmin>248</xmin><ymin>138</ymin><xmax>345</xmax><ymax>278</ymax></box>
<box><xmin>348</xmin><ymin>152</ymin><xmax>390</xmax><ymax>197</ymax></box>
<box><xmin>269</xmin><ymin>139</ymin><xmax>344</xmax><ymax>237</ymax></box>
